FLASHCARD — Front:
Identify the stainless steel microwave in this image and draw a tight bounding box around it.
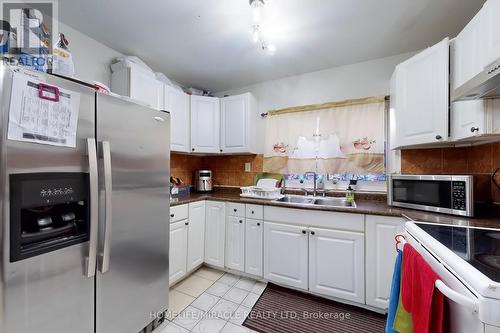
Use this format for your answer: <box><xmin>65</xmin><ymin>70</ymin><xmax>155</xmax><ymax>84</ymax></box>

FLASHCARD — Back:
<box><xmin>388</xmin><ymin>174</ymin><xmax>474</xmax><ymax>217</ymax></box>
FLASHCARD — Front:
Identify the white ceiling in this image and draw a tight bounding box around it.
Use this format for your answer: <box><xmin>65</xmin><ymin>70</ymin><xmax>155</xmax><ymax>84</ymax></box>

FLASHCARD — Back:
<box><xmin>59</xmin><ymin>0</ymin><xmax>484</xmax><ymax>92</ymax></box>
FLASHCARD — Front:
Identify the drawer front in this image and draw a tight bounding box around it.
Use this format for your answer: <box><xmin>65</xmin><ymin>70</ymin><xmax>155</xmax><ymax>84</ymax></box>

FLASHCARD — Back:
<box><xmin>170</xmin><ymin>204</ymin><xmax>189</xmax><ymax>223</ymax></box>
<box><xmin>227</xmin><ymin>202</ymin><xmax>245</xmax><ymax>217</ymax></box>
<box><xmin>246</xmin><ymin>204</ymin><xmax>263</xmax><ymax>220</ymax></box>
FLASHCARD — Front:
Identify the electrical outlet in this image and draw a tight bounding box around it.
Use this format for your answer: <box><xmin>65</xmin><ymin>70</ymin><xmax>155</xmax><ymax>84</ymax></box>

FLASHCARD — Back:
<box><xmin>244</xmin><ymin>162</ymin><xmax>251</xmax><ymax>172</ymax></box>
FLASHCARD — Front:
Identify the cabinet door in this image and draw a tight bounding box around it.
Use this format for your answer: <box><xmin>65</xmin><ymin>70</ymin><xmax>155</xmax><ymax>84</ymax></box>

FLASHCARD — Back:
<box><xmin>220</xmin><ymin>93</ymin><xmax>251</xmax><ymax>153</ymax></box>
<box><xmin>190</xmin><ymin>96</ymin><xmax>220</xmax><ymax>153</ymax></box>
<box><xmin>169</xmin><ymin>221</ymin><xmax>188</xmax><ymax>285</ymax></box>
<box><xmin>205</xmin><ymin>201</ymin><xmax>225</xmax><ymax>268</ymax></box>
<box><xmin>451</xmin><ymin>101</ymin><xmax>485</xmax><ymax>140</ymax></box>
<box><xmin>452</xmin><ymin>13</ymin><xmax>484</xmax><ymax>89</ymax></box>
<box><xmin>365</xmin><ymin>216</ymin><xmax>405</xmax><ymax>309</ymax></box>
<box><xmin>245</xmin><ymin>218</ymin><xmax>263</xmax><ymax>277</ymax></box>
<box><xmin>483</xmin><ymin>0</ymin><xmax>500</xmax><ymax>68</ymax></box>
<box><xmin>225</xmin><ymin>216</ymin><xmax>245</xmax><ymax>271</ymax></box>
<box><xmin>264</xmin><ymin>222</ymin><xmax>308</xmax><ymax>290</ymax></box>
<box><xmin>396</xmin><ymin>38</ymin><xmax>449</xmax><ymax>147</ymax></box>
<box><xmin>130</xmin><ymin>68</ymin><xmax>162</xmax><ymax>109</ymax></box>
<box><xmin>309</xmin><ymin>227</ymin><xmax>365</xmax><ymax>303</ymax></box>
<box><xmin>187</xmin><ymin>201</ymin><xmax>205</xmax><ymax>272</ymax></box>
<box><xmin>165</xmin><ymin>86</ymin><xmax>190</xmax><ymax>152</ymax></box>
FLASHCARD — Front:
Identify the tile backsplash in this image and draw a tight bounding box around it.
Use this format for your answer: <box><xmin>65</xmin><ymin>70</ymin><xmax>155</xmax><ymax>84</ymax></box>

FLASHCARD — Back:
<box><xmin>401</xmin><ymin>143</ymin><xmax>500</xmax><ymax>203</ymax></box>
<box><xmin>171</xmin><ymin>153</ymin><xmax>264</xmax><ymax>187</ymax></box>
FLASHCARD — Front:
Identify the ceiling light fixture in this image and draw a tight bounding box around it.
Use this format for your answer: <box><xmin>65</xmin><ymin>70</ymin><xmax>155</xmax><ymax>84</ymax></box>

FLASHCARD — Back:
<box><xmin>250</xmin><ymin>0</ymin><xmax>264</xmax><ymax>23</ymax></box>
<box><xmin>249</xmin><ymin>0</ymin><xmax>277</xmax><ymax>55</ymax></box>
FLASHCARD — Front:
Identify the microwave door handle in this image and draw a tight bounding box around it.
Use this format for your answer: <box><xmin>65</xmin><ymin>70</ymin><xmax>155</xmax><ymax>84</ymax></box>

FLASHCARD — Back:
<box><xmin>99</xmin><ymin>141</ymin><xmax>113</xmax><ymax>273</ymax></box>
<box><xmin>85</xmin><ymin>138</ymin><xmax>98</xmax><ymax>278</ymax></box>
<box><xmin>435</xmin><ymin>280</ymin><xmax>479</xmax><ymax>313</ymax></box>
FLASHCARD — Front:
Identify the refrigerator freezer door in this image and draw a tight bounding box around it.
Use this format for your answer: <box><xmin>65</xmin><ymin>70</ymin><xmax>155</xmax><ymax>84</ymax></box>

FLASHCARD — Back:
<box><xmin>0</xmin><ymin>66</ymin><xmax>96</xmax><ymax>333</ymax></box>
<box><xmin>95</xmin><ymin>93</ymin><xmax>170</xmax><ymax>333</ymax></box>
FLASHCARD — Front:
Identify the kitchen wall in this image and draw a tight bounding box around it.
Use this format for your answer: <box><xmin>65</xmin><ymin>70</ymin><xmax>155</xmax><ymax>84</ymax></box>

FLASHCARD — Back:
<box><xmin>172</xmin><ymin>52</ymin><xmax>418</xmax><ymax>188</ymax></box>
<box><xmin>171</xmin><ymin>153</ymin><xmax>264</xmax><ymax>187</ymax></box>
<box><xmin>58</xmin><ymin>22</ymin><xmax>123</xmax><ymax>86</ymax></box>
<box><xmin>401</xmin><ymin>143</ymin><xmax>500</xmax><ymax>203</ymax></box>
<box><xmin>215</xmin><ymin>52</ymin><xmax>416</xmax><ymax>153</ymax></box>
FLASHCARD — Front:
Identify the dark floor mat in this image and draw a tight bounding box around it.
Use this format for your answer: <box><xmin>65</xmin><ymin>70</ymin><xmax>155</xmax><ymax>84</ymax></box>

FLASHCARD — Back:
<box><xmin>243</xmin><ymin>283</ymin><xmax>386</xmax><ymax>333</ymax></box>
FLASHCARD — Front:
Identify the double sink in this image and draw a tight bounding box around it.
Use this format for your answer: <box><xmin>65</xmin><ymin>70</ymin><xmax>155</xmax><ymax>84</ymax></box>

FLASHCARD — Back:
<box><xmin>275</xmin><ymin>195</ymin><xmax>356</xmax><ymax>208</ymax></box>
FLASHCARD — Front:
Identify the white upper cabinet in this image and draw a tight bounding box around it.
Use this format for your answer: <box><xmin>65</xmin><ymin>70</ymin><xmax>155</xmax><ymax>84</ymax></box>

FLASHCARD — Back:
<box><xmin>165</xmin><ymin>85</ymin><xmax>190</xmax><ymax>152</ymax></box>
<box><xmin>392</xmin><ymin>38</ymin><xmax>450</xmax><ymax>148</ymax></box>
<box><xmin>111</xmin><ymin>62</ymin><xmax>162</xmax><ymax>110</ymax></box>
<box><xmin>452</xmin><ymin>12</ymin><xmax>485</xmax><ymax>89</ymax></box>
<box><xmin>190</xmin><ymin>96</ymin><xmax>220</xmax><ymax>153</ymax></box>
<box><xmin>482</xmin><ymin>0</ymin><xmax>500</xmax><ymax>68</ymax></box>
<box><xmin>450</xmin><ymin>37</ymin><xmax>487</xmax><ymax>141</ymax></box>
<box><xmin>220</xmin><ymin>93</ymin><xmax>256</xmax><ymax>154</ymax></box>
<box><xmin>451</xmin><ymin>101</ymin><xmax>486</xmax><ymax>140</ymax></box>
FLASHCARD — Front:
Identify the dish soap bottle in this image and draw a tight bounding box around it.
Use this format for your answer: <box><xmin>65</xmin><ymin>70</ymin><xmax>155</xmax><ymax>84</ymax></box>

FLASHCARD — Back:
<box><xmin>346</xmin><ymin>185</ymin><xmax>355</xmax><ymax>203</ymax></box>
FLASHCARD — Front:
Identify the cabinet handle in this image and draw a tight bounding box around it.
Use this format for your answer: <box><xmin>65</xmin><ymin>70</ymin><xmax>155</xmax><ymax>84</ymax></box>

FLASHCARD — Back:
<box><xmin>251</xmin><ymin>210</ymin><xmax>255</xmax><ymax>214</ymax></box>
<box><xmin>239</xmin><ymin>220</ymin><xmax>243</xmax><ymax>224</ymax></box>
<box><xmin>233</xmin><ymin>209</ymin><xmax>237</xmax><ymax>212</ymax></box>
<box><xmin>257</xmin><ymin>222</ymin><xmax>261</xmax><ymax>226</ymax></box>
<box><xmin>170</xmin><ymin>214</ymin><xmax>174</xmax><ymax>218</ymax></box>
<box><xmin>220</xmin><ymin>149</ymin><xmax>223</xmax><ymax>152</ymax></box>
<box><xmin>302</xmin><ymin>230</ymin><xmax>307</xmax><ymax>234</ymax></box>
<box><xmin>471</xmin><ymin>127</ymin><xmax>479</xmax><ymax>133</ymax></box>
<box><xmin>310</xmin><ymin>231</ymin><xmax>315</xmax><ymax>235</ymax></box>
<box><xmin>192</xmin><ymin>148</ymin><xmax>195</xmax><ymax>152</ymax></box>
<box><xmin>185</xmin><ymin>222</ymin><xmax>189</xmax><ymax>226</ymax></box>
<box><xmin>435</xmin><ymin>135</ymin><xmax>442</xmax><ymax>140</ymax></box>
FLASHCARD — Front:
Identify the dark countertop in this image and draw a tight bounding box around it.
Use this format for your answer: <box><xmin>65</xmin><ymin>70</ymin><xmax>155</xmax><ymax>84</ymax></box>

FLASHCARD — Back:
<box><xmin>171</xmin><ymin>188</ymin><xmax>500</xmax><ymax>230</ymax></box>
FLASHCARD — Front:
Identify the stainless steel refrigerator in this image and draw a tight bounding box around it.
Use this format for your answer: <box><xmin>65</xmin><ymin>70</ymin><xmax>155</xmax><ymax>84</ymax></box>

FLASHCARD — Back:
<box><xmin>0</xmin><ymin>64</ymin><xmax>170</xmax><ymax>333</ymax></box>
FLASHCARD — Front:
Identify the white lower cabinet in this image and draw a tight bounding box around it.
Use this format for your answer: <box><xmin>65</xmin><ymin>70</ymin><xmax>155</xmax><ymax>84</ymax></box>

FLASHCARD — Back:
<box><xmin>263</xmin><ymin>222</ymin><xmax>309</xmax><ymax>290</ymax></box>
<box><xmin>205</xmin><ymin>201</ymin><xmax>226</xmax><ymax>268</ymax></box>
<box><xmin>187</xmin><ymin>202</ymin><xmax>206</xmax><ymax>272</ymax></box>
<box><xmin>365</xmin><ymin>215</ymin><xmax>405</xmax><ymax>309</ymax></box>
<box><xmin>225</xmin><ymin>216</ymin><xmax>245</xmax><ymax>271</ymax></box>
<box><xmin>172</xmin><ymin>200</ymin><xmax>406</xmax><ymax>310</ymax></box>
<box><xmin>245</xmin><ymin>218</ymin><xmax>263</xmax><ymax>277</ymax></box>
<box><xmin>309</xmin><ymin>227</ymin><xmax>365</xmax><ymax>303</ymax></box>
<box><xmin>169</xmin><ymin>220</ymin><xmax>188</xmax><ymax>285</ymax></box>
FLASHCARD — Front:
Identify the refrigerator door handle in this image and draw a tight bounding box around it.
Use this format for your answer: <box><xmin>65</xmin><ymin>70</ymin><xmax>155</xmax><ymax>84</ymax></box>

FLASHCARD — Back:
<box><xmin>85</xmin><ymin>138</ymin><xmax>99</xmax><ymax>277</ymax></box>
<box><xmin>99</xmin><ymin>141</ymin><xmax>113</xmax><ymax>273</ymax></box>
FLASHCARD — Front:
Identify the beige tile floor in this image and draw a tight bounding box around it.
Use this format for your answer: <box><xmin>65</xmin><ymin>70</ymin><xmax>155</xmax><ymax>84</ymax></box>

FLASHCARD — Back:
<box><xmin>157</xmin><ymin>266</ymin><xmax>267</xmax><ymax>333</ymax></box>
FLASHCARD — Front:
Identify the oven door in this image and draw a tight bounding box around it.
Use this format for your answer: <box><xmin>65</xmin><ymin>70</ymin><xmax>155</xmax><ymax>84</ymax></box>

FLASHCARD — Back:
<box><xmin>406</xmin><ymin>229</ymin><xmax>484</xmax><ymax>333</ymax></box>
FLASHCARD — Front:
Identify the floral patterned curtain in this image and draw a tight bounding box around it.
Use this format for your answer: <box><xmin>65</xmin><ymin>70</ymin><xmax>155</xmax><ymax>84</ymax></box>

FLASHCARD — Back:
<box><xmin>263</xmin><ymin>100</ymin><xmax>385</xmax><ymax>181</ymax></box>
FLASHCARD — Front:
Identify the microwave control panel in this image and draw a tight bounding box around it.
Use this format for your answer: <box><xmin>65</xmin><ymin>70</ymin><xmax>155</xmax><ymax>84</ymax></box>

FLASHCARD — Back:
<box><xmin>452</xmin><ymin>181</ymin><xmax>467</xmax><ymax>211</ymax></box>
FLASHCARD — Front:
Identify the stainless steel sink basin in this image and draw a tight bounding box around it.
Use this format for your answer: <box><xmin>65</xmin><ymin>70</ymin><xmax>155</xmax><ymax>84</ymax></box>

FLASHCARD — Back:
<box><xmin>276</xmin><ymin>195</ymin><xmax>315</xmax><ymax>204</ymax></box>
<box><xmin>276</xmin><ymin>195</ymin><xmax>356</xmax><ymax>208</ymax></box>
<box><xmin>313</xmin><ymin>197</ymin><xmax>357</xmax><ymax>208</ymax></box>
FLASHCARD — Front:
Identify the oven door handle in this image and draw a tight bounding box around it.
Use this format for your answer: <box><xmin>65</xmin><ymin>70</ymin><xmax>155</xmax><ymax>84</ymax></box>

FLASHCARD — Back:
<box><xmin>435</xmin><ymin>280</ymin><xmax>479</xmax><ymax>313</ymax></box>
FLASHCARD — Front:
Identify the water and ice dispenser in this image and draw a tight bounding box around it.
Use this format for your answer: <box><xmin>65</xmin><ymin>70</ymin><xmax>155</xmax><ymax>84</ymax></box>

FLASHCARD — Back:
<box><xmin>9</xmin><ymin>173</ymin><xmax>91</xmax><ymax>262</ymax></box>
